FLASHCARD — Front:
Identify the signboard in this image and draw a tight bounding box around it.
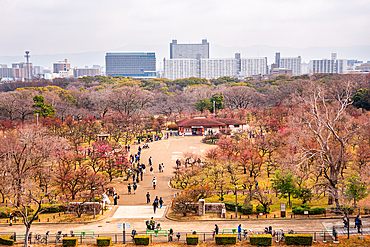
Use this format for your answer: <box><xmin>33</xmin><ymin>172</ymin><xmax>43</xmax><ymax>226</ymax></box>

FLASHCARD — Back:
<box><xmin>259</xmin><ymin>213</ymin><xmax>263</xmax><ymax>216</ymax></box>
<box><xmin>304</xmin><ymin>211</ymin><xmax>309</xmax><ymax>215</ymax></box>
<box><xmin>280</xmin><ymin>203</ymin><xmax>286</xmax><ymax>218</ymax></box>
<box><xmin>125</xmin><ymin>223</ymin><xmax>131</xmax><ymax>229</ymax></box>
<box><xmin>117</xmin><ymin>223</ymin><xmax>123</xmax><ymax>229</ymax></box>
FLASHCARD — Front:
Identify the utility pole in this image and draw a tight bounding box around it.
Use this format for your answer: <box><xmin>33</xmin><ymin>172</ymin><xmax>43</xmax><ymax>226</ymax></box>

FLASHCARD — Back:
<box><xmin>24</xmin><ymin>51</ymin><xmax>30</xmax><ymax>81</ymax></box>
<box><xmin>235</xmin><ymin>186</ymin><xmax>238</xmax><ymax>218</ymax></box>
<box><xmin>213</xmin><ymin>101</ymin><xmax>216</xmax><ymax>115</ymax></box>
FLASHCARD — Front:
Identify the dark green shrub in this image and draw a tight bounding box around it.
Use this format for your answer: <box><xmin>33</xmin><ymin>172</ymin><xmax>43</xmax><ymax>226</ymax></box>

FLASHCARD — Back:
<box><xmin>250</xmin><ymin>234</ymin><xmax>272</xmax><ymax>246</ymax></box>
<box><xmin>256</xmin><ymin>204</ymin><xmax>270</xmax><ymax>214</ymax></box>
<box><xmin>224</xmin><ymin>201</ymin><xmax>242</xmax><ymax>211</ymax></box>
<box><xmin>309</xmin><ymin>207</ymin><xmax>325</xmax><ymax>215</ymax></box>
<box><xmin>97</xmin><ymin>237</ymin><xmax>112</xmax><ymax>246</ymax></box>
<box><xmin>134</xmin><ymin>235</ymin><xmax>150</xmax><ymax>245</ymax></box>
<box><xmin>215</xmin><ymin>234</ymin><xmax>237</xmax><ymax>245</ymax></box>
<box><xmin>0</xmin><ymin>235</ymin><xmax>14</xmax><ymax>246</ymax></box>
<box><xmin>241</xmin><ymin>204</ymin><xmax>253</xmax><ymax>215</ymax></box>
<box><xmin>293</xmin><ymin>207</ymin><xmax>325</xmax><ymax>215</ymax></box>
<box><xmin>62</xmin><ymin>237</ymin><xmax>78</xmax><ymax>246</ymax></box>
<box><xmin>285</xmin><ymin>234</ymin><xmax>313</xmax><ymax>246</ymax></box>
<box><xmin>186</xmin><ymin>235</ymin><xmax>199</xmax><ymax>245</ymax></box>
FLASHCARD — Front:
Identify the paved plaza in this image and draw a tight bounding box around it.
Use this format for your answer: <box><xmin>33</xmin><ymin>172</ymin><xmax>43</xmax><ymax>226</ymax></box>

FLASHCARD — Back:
<box><xmin>112</xmin><ymin>206</ymin><xmax>167</xmax><ymax>219</ymax></box>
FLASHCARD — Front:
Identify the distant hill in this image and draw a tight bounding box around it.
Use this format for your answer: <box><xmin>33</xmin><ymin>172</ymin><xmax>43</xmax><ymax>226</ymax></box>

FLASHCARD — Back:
<box><xmin>1</xmin><ymin>45</ymin><xmax>369</xmax><ymax>70</ymax></box>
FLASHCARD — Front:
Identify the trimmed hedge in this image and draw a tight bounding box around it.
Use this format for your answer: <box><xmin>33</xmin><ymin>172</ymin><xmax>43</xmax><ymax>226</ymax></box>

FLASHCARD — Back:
<box><xmin>62</xmin><ymin>237</ymin><xmax>78</xmax><ymax>246</ymax></box>
<box><xmin>241</xmin><ymin>204</ymin><xmax>253</xmax><ymax>215</ymax></box>
<box><xmin>285</xmin><ymin>234</ymin><xmax>313</xmax><ymax>246</ymax></box>
<box><xmin>186</xmin><ymin>235</ymin><xmax>199</xmax><ymax>245</ymax></box>
<box><xmin>292</xmin><ymin>207</ymin><xmax>325</xmax><ymax>215</ymax></box>
<box><xmin>134</xmin><ymin>235</ymin><xmax>150</xmax><ymax>245</ymax></box>
<box><xmin>250</xmin><ymin>234</ymin><xmax>272</xmax><ymax>246</ymax></box>
<box><xmin>215</xmin><ymin>234</ymin><xmax>237</xmax><ymax>245</ymax></box>
<box><xmin>97</xmin><ymin>237</ymin><xmax>112</xmax><ymax>246</ymax></box>
<box><xmin>224</xmin><ymin>201</ymin><xmax>242</xmax><ymax>212</ymax></box>
<box><xmin>0</xmin><ymin>235</ymin><xmax>14</xmax><ymax>246</ymax></box>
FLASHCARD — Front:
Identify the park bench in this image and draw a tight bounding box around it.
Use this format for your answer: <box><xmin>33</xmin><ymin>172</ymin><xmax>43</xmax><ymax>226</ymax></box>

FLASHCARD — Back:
<box><xmin>145</xmin><ymin>230</ymin><xmax>168</xmax><ymax>237</ymax></box>
<box><xmin>74</xmin><ymin>231</ymin><xmax>95</xmax><ymax>238</ymax></box>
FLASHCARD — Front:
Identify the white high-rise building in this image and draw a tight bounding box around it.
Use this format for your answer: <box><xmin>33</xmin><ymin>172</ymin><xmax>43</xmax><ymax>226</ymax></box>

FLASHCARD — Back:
<box><xmin>309</xmin><ymin>54</ymin><xmax>347</xmax><ymax>74</ymax></box>
<box><xmin>163</xmin><ymin>58</ymin><xmax>199</xmax><ymax>80</ymax></box>
<box><xmin>240</xmin><ymin>57</ymin><xmax>268</xmax><ymax>77</ymax></box>
<box><xmin>200</xmin><ymin>59</ymin><xmax>238</xmax><ymax>79</ymax></box>
<box><xmin>280</xmin><ymin>56</ymin><xmax>301</xmax><ymax>75</ymax></box>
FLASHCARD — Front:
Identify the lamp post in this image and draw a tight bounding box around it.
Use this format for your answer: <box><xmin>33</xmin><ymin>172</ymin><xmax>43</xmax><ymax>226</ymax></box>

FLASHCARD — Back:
<box><xmin>235</xmin><ymin>186</ymin><xmax>238</xmax><ymax>218</ymax></box>
<box><xmin>36</xmin><ymin>113</ymin><xmax>39</xmax><ymax>125</ymax></box>
<box><xmin>92</xmin><ymin>187</ymin><xmax>96</xmax><ymax>219</ymax></box>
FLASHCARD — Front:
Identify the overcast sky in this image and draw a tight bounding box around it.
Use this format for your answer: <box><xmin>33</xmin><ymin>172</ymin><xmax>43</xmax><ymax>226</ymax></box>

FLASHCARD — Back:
<box><xmin>0</xmin><ymin>0</ymin><xmax>369</xmax><ymax>56</ymax></box>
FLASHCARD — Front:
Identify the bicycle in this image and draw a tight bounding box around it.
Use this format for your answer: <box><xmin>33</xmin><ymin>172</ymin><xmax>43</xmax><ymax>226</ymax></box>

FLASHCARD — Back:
<box><xmin>40</xmin><ymin>231</ymin><xmax>50</xmax><ymax>244</ymax></box>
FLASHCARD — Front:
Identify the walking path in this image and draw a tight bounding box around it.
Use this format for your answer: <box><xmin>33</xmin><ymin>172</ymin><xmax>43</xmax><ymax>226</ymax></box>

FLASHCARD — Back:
<box><xmin>1</xmin><ymin>136</ymin><xmax>369</xmax><ymax>235</ymax></box>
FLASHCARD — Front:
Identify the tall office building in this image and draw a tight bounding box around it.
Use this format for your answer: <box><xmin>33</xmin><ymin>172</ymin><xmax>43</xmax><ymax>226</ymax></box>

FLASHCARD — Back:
<box><xmin>170</xmin><ymin>39</ymin><xmax>209</xmax><ymax>59</ymax></box>
<box><xmin>309</xmin><ymin>54</ymin><xmax>347</xmax><ymax>74</ymax></box>
<box><xmin>53</xmin><ymin>59</ymin><xmax>70</xmax><ymax>73</ymax></box>
<box><xmin>105</xmin><ymin>52</ymin><xmax>156</xmax><ymax>78</ymax></box>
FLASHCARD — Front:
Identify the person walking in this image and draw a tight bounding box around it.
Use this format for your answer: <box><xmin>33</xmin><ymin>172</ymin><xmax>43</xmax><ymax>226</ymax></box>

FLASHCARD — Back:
<box><xmin>149</xmin><ymin>156</ymin><xmax>152</xmax><ymax>166</ymax></box>
<box><xmin>150</xmin><ymin>166</ymin><xmax>154</xmax><ymax>175</ymax></box>
<box><xmin>159</xmin><ymin>163</ymin><xmax>162</xmax><ymax>173</ymax></box>
<box><xmin>161</xmin><ymin>163</ymin><xmax>164</xmax><ymax>173</ymax></box>
<box><xmin>215</xmin><ymin>224</ymin><xmax>219</xmax><ymax>235</ymax></box>
<box><xmin>133</xmin><ymin>183</ymin><xmax>137</xmax><ymax>194</ymax></box>
<box><xmin>146</xmin><ymin>192</ymin><xmax>150</xmax><ymax>203</ymax></box>
<box><xmin>9</xmin><ymin>213</ymin><xmax>13</xmax><ymax>226</ymax></box>
<box><xmin>113</xmin><ymin>193</ymin><xmax>118</xmax><ymax>205</ymax></box>
<box><xmin>343</xmin><ymin>214</ymin><xmax>348</xmax><ymax>229</ymax></box>
<box><xmin>153</xmin><ymin>200</ymin><xmax>158</xmax><ymax>214</ymax></box>
<box><xmin>128</xmin><ymin>184</ymin><xmax>131</xmax><ymax>194</ymax></box>
<box><xmin>168</xmin><ymin>228</ymin><xmax>173</xmax><ymax>242</ymax></box>
<box><xmin>355</xmin><ymin>215</ymin><xmax>362</xmax><ymax>233</ymax></box>
<box><xmin>152</xmin><ymin>177</ymin><xmax>157</xmax><ymax>189</ymax></box>
<box><xmin>159</xmin><ymin>197</ymin><xmax>164</xmax><ymax>208</ymax></box>
<box><xmin>237</xmin><ymin>224</ymin><xmax>242</xmax><ymax>241</ymax></box>
<box><xmin>149</xmin><ymin>217</ymin><xmax>155</xmax><ymax>230</ymax></box>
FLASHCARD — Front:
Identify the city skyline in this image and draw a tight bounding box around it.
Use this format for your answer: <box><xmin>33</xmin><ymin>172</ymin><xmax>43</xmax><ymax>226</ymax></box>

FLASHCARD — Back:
<box><xmin>0</xmin><ymin>0</ymin><xmax>369</xmax><ymax>60</ymax></box>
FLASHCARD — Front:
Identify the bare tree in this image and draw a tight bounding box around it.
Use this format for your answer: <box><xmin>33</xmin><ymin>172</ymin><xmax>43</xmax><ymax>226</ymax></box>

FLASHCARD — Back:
<box><xmin>290</xmin><ymin>79</ymin><xmax>367</xmax><ymax>208</ymax></box>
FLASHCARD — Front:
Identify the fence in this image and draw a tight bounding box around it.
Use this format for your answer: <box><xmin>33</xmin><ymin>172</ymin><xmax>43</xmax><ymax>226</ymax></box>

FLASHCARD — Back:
<box><xmin>13</xmin><ymin>229</ymin><xmax>338</xmax><ymax>245</ymax></box>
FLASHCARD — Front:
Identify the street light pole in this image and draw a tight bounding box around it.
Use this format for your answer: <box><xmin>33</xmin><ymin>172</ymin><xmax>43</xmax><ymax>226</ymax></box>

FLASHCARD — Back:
<box><xmin>36</xmin><ymin>113</ymin><xmax>39</xmax><ymax>125</ymax></box>
<box><xmin>92</xmin><ymin>187</ymin><xmax>96</xmax><ymax>219</ymax></box>
<box><xmin>235</xmin><ymin>186</ymin><xmax>238</xmax><ymax>218</ymax></box>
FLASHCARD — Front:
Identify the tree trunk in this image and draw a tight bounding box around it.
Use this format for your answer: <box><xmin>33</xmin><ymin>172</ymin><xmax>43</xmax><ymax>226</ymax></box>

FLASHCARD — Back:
<box><xmin>24</xmin><ymin>224</ymin><xmax>30</xmax><ymax>247</ymax></box>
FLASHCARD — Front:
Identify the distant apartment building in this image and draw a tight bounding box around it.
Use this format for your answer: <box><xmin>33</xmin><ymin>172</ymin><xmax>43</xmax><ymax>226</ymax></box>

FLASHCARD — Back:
<box><xmin>73</xmin><ymin>68</ymin><xmax>100</xmax><ymax>77</ymax></box>
<box><xmin>12</xmin><ymin>62</ymin><xmax>33</xmax><ymax>79</ymax></box>
<box><xmin>0</xmin><ymin>65</ymin><xmax>13</xmax><ymax>78</ymax></box>
<box><xmin>309</xmin><ymin>53</ymin><xmax>347</xmax><ymax>74</ymax></box>
<box><xmin>271</xmin><ymin>68</ymin><xmax>293</xmax><ymax>76</ymax></box>
<box><xmin>200</xmin><ymin>58</ymin><xmax>238</xmax><ymax>78</ymax></box>
<box><xmin>53</xmin><ymin>59</ymin><xmax>70</xmax><ymax>73</ymax></box>
<box><xmin>170</xmin><ymin>39</ymin><xmax>209</xmax><ymax>59</ymax></box>
<box><xmin>355</xmin><ymin>63</ymin><xmax>370</xmax><ymax>72</ymax></box>
<box><xmin>164</xmin><ymin>54</ymin><xmax>267</xmax><ymax>80</ymax></box>
<box><xmin>163</xmin><ymin>58</ymin><xmax>199</xmax><ymax>79</ymax></box>
<box><xmin>273</xmin><ymin>52</ymin><xmax>302</xmax><ymax>75</ymax></box>
<box><xmin>105</xmin><ymin>52</ymin><xmax>156</xmax><ymax>78</ymax></box>
<box><xmin>240</xmin><ymin>57</ymin><xmax>268</xmax><ymax>77</ymax></box>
